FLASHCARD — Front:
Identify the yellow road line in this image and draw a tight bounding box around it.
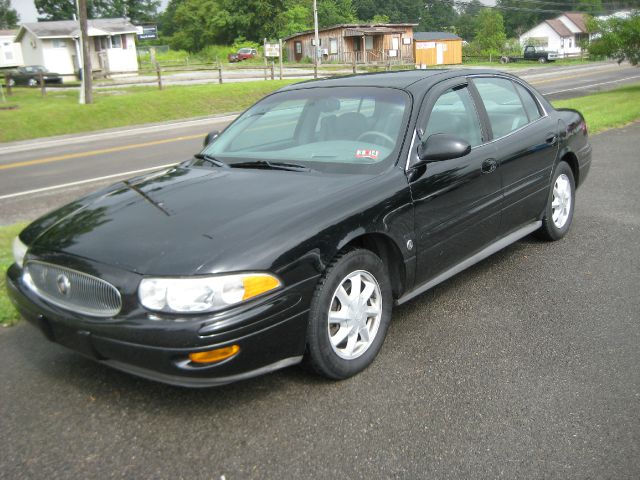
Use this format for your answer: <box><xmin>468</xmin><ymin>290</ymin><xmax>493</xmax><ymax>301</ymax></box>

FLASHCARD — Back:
<box><xmin>0</xmin><ymin>133</ymin><xmax>205</xmax><ymax>171</ymax></box>
<box><xmin>528</xmin><ymin>66</ymin><xmax>626</xmax><ymax>86</ymax></box>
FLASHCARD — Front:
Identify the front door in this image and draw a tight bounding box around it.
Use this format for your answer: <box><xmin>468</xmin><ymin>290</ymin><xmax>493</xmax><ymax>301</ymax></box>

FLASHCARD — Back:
<box><xmin>436</xmin><ymin>43</ymin><xmax>444</xmax><ymax>64</ymax></box>
<box><xmin>409</xmin><ymin>79</ymin><xmax>502</xmax><ymax>285</ymax></box>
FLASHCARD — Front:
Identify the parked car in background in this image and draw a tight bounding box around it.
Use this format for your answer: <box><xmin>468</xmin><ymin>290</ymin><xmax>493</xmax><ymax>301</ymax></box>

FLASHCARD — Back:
<box><xmin>501</xmin><ymin>45</ymin><xmax>558</xmax><ymax>64</ymax></box>
<box><xmin>228</xmin><ymin>48</ymin><xmax>258</xmax><ymax>62</ymax></box>
<box><xmin>6</xmin><ymin>65</ymin><xmax>63</xmax><ymax>87</ymax></box>
<box><xmin>7</xmin><ymin>69</ymin><xmax>591</xmax><ymax>388</ymax></box>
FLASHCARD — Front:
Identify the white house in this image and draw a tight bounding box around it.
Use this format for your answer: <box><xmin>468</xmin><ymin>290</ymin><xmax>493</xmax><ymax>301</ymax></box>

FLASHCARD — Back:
<box><xmin>519</xmin><ymin>12</ymin><xmax>590</xmax><ymax>56</ymax></box>
<box><xmin>15</xmin><ymin>18</ymin><xmax>139</xmax><ymax>80</ymax></box>
<box><xmin>0</xmin><ymin>29</ymin><xmax>23</xmax><ymax>68</ymax></box>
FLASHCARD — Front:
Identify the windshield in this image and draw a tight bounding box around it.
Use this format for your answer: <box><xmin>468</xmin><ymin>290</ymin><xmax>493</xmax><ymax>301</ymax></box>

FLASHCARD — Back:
<box><xmin>238</xmin><ymin>48</ymin><xmax>252</xmax><ymax>54</ymax></box>
<box><xmin>201</xmin><ymin>86</ymin><xmax>411</xmax><ymax>174</ymax></box>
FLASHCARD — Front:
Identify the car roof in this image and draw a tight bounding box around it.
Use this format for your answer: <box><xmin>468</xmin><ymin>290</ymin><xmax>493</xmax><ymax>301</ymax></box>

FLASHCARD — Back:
<box><xmin>279</xmin><ymin>68</ymin><xmax>509</xmax><ymax>93</ymax></box>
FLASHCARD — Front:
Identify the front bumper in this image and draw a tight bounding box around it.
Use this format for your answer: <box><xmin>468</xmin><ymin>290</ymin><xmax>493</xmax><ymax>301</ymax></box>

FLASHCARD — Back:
<box><xmin>6</xmin><ymin>263</ymin><xmax>317</xmax><ymax>387</ymax></box>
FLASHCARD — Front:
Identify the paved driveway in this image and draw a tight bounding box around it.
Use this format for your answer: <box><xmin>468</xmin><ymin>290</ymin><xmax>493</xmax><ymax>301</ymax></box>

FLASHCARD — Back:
<box><xmin>1</xmin><ymin>124</ymin><xmax>638</xmax><ymax>479</ymax></box>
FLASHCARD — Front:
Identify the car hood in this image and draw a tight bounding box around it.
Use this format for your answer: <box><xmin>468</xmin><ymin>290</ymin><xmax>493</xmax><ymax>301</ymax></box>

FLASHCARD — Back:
<box><xmin>26</xmin><ymin>165</ymin><xmax>373</xmax><ymax>275</ymax></box>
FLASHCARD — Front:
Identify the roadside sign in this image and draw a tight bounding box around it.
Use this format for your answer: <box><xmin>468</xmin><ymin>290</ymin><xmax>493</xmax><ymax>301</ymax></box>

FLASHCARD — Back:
<box><xmin>264</xmin><ymin>43</ymin><xmax>280</xmax><ymax>57</ymax></box>
<box><xmin>136</xmin><ymin>25</ymin><xmax>158</xmax><ymax>40</ymax></box>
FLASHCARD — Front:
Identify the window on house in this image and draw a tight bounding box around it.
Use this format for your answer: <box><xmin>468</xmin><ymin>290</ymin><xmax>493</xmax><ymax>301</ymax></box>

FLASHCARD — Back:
<box><xmin>295</xmin><ymin>41</ymin><xmax>302</xmax><ymax>54</ymax></box>
<box><xmin>5</xmin><ymin>51</ymin><xmax>13</xmax><ymax>61</ymax></box>
<box><xmin>365</xmin><ymin>36</ymin><xmax>373</xmax><ymax>50</ymax></box>
<box><xmin>52</xmin><ymin>39</ymin><xmax>67</xmax><ymax>48</ymax></box>
<box><xmin>569</xmin><ymin>38</ymin><xmax>572</xmax><ymax>48</ymax></box>
<box><xmin>329</xmin><ymin>38</ymin><xmax>338</xmax><ymax>54</ymax></box>
<box><xmin>122</xmin><ymin>34</ymin><xmax>127</xmax><ymax>49</ymax></box>
<box><xmin>110</xmin><ymin>35</ymin><xmax>122</xmax><ymax>48</ymax></box>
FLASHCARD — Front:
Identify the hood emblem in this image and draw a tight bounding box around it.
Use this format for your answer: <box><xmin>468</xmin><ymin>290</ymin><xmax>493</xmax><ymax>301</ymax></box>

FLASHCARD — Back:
<box><xmin>56</xmin><ymin>274</ymin><xmax>71</xmax><ymax>296</ymax></box>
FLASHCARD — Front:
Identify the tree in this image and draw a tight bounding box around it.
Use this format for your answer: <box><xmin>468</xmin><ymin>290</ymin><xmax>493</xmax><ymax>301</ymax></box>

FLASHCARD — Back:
<box><xmin>589</xmin><ymin>12</ymin><xmax>640</xmax><ymax>66</ymax></box>
<box><xmin>352</xmin><ymin>0</ymin><xmax>422</xmax><ymax>24</ymax></box>
<box><xmin>159</xmin><ymin>0</ymin><xmax>185</xmax><ymax>37</ymax></box>
<box><xmin>103</xmin><ymin>0</ymin><xmax>160</xmax><ymax>23</ymax></box>
<box><xmin>496</xmin><ymin>0</ymin><xmax>548</xmax><ymax>38</ymax></box>
<box><xmin>419</xmin><ymin>0</ymin><xmax>457</xmax><ymax>32</ymax></box>
<box><xmin>35</xmin><ymin>0</ymin><xmax>79</xmax><ymax>20</ymax></box>
<box><xmin>275</xmin><ymin>1</ymin><xmax>312</xmax><ymax>38</ymax></box>
<box><xmin>317</xmin><ymin>0</ymin><xmax>357</xmax><ymax>28</ymax></box>
<box><xmin>455</xmin><ymin>0</ymin><xmax>482</xmax><ymax>42</ymax></box>
<box><xmin>0</xmin><ymin>0</ymin><xmax>19</xmax><ymax>29</ymax></box>
<box><xmin>35</xmin><ymin>0</ymin><xmax>158</xmax><ymax>22</ymax></box>
<box><xmin>474</xmin><ymin>9</ymin><xmax>507</xmax><ymax>56</ymax></box>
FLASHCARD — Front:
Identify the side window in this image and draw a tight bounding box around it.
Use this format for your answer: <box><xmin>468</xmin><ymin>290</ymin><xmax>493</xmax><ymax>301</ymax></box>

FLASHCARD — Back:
<box><xmin>422</xmin><ymin>87</ymin><xmax>483</xmax><ymax>148</ymax></box>
<box><xmin>514</xmin><ymin>82</ymin><xmax>542</xmax><ymax>121</ymax></box>
<box><xmin>474</xmin><ymin>77</ymin><xmax>529</xmax><ymax>139</ymax></box>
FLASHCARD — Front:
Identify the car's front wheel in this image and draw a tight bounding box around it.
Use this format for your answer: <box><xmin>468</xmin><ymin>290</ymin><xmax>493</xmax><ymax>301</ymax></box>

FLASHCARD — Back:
<box><xmin>537</xmin><ymin>161</ymin><xmax>576</xmax><ymax>241</ymax></box>
<box><xmin>305</xmin><ymin>249</ymin><xmax>392</xmax><ymax>379</ymax></box>
<box><xmin>539</xmin><ymin>57</ymin><xmax>547</xmax><ymax>63</ymax></box>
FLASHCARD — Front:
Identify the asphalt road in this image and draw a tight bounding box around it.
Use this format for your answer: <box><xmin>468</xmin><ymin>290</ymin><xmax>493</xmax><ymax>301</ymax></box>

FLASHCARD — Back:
<box><xmin>0</xmin><ymin>124</ymin><xmax>639</xmax><ymax>477</ymax></box>
<box><xmin>1</xmin><ymin>62</ymin><xmax>639</xmax><ymax>225</ymax></box>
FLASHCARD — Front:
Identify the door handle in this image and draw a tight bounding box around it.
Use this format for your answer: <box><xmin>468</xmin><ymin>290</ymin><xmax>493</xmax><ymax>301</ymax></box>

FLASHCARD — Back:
<box><xmin>481</xmin><ymin>158</ymin><xmax>497</xmax><ymax>174</ymax></box>
<box><xmin>546</xmin><ymin>134</ymin><xmax>558</xmax><ymax>145</ymax></box>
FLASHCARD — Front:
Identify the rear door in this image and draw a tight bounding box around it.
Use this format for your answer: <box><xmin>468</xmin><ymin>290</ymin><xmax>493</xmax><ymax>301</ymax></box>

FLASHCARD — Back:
<box><xmin>471</xmin><ymin>76</ymin><xmax>558</xmax><ymax>232</ymax></box>
<box><xmin>408</xmin><ymin>78</ymin><xmax>502</xmax><ymax>285</ymax></box>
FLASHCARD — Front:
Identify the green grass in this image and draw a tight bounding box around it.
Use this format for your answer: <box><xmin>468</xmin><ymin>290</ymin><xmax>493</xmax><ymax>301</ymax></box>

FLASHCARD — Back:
<box><xmin>0</xmin><ymin>223</ymin><xmax>25</xmax><ymax>327</ymax></box>
<box><xmin>0</xmin><ymin>80</ymin><xmax>297</xmax><ymax>143</ymax></box>
<box><xmin>552</xmin><ymin>83</ymin><xmax>640</xmax><ymax>134</ymax></box>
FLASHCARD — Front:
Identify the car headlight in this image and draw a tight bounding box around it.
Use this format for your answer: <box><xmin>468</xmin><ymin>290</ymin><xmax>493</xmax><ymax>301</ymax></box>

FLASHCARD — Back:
<box><xmin>12</xmin><ymin>236</ymin><xmax>27</xmax><ymax>268</ymax></box>
<box><xmin>138</xmin><ymin>273</ymin><xmax>282</xmax><ymax>313</ymax></box>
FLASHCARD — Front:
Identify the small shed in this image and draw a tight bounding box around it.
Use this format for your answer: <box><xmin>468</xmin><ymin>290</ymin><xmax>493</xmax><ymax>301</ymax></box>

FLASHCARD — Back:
<box><xmin>413</xmin><ymin>32</ymin><xmax>462</xmax><ymax>67</ymax></box>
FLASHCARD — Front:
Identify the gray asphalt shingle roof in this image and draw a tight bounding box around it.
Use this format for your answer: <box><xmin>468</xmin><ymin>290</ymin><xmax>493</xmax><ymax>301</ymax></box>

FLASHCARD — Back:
<box><xmin>414</xmin><ymin>32</ymin><xmax>462</xmax><ymax>41</ymax></box>
<box><xmin>19</xmin><ymin>18</ymin><xmax>137</xmax><ymax>39</ymax></box>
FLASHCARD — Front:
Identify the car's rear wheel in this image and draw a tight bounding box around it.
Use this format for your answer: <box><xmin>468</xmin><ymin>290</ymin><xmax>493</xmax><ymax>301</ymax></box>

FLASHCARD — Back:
<box><xmin>8</xmin><ymin>78</ymin><xmax>15</xmax><ymax>87</ymax></box>
<box><xmin>305</xmin><ymin>249</ymin><xmax>392</xmax><ymax>379</ymax></box>
<box><xmin>27</xmin><ymin>78</ymin><xmax>38</xmax><ymax>87</ymax></box>
<box><xmin>537</xmin><ymin>161</ymin><xmax>575</xmax><ymax>241</ymax></box>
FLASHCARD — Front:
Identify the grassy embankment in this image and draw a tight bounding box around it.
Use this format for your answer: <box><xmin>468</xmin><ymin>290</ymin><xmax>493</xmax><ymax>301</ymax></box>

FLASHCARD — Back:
<box><xmin>0</xmin><ymin>83</ymin><xmax>639</xmax><ymax>326</ymax></box>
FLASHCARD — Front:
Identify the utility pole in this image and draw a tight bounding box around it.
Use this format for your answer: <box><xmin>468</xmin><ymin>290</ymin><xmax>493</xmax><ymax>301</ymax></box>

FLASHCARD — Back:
<box><xmin>76</xmin><ymin>0</ymin><xmax>92</xmax><ymax>104</ymax></box>
<box><xmin>313</xmin><ymin>0</ymin><xmax>321</xmax><ymax>66</ymax></box>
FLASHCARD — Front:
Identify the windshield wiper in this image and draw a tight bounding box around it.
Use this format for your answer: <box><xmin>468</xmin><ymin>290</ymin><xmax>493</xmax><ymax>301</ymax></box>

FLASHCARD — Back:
<box><xmin>231</xmin><ymin>160</ymin><xmax>312</xmax><ymax>172</ymax></box>
<box><xmin>193</xmin><ymin>153</ymin><xmax>228</xmax><ymax>168</ymax></box>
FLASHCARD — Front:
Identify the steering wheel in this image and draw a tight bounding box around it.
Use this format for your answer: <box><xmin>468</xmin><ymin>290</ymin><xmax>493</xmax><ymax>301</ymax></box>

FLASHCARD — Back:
<box><xmin>356</xmin><ymin>131</ymin><xmax>395</xmax><ymax>148</ymax></box>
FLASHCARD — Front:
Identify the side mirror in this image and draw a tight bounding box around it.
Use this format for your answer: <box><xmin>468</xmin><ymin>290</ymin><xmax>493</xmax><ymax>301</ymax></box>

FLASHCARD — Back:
<box><xmin>417</xmin><ymin>133</ymin><xmax>471</xmax><ymax>162</ymax></box>
<box><xmin>203</xmin><ymin>130</ymin><xmax>220</xmax><ymax>147</ymax></box>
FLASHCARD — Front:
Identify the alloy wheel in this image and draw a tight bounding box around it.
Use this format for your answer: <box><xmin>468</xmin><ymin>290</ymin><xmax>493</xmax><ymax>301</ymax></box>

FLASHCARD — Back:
<box><xmin>552</xmin><ymin>173</ymin><xmax>572</xmax><ymax>228</ymax></box>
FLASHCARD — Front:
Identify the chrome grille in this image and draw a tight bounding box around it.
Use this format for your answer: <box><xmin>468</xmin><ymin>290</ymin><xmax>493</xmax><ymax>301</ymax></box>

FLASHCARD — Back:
<box><xmin>25</xmin><ymin>261</ymin><xmax>122</xmax><ymax>317</ymax></box>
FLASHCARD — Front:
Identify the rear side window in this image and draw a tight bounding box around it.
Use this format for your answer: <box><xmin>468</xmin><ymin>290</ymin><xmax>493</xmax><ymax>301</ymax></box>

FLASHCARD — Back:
<box><xmin>473</xmin><ymin>78</ymin><xmax>530</xmax><ymax>139</ymax></box>
<box><xmin>423</xmin><ymin>87</ymin><xmax>483</xmax><ymax>147</ymax></box>
<box><xmin>514</xmin><ymin>83</ymin><xmax>542</xmax><ymax>121</ymax></box>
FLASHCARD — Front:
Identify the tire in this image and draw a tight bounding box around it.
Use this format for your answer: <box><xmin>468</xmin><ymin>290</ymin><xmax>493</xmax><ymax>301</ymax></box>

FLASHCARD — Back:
<box><xmin>27</xmin><ymin>78</ymin><xmax>38</xmax><ymax>87</ymax></box>
<box><xmin>8</xmin><ymin>78</ymin><xmax>15</xmax><ymax>87</ymax></box>
<box><xmin>539</xmin><ymin>57</ymin><xmax>547</xmax><ymax>64</ymax></box>
<box><xmin>305</xmin><ymin>249</ymin><xmax>393</xmax><ymax>379</ymax></box>
<box><xmin>536</xmin><ymin>161</ymin><xmax>575</xmax><ymax>241</ymax></box>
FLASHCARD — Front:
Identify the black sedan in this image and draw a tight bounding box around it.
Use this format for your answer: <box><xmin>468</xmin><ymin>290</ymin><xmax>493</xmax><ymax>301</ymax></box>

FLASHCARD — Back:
<box><xmin>7</xmin><ymin>69</ymin><xmax>592</xmax><ymax>387</ymax></box>
<box><xmin>6</xmin><ymin>65</ymin><xmax>63</xmax><ymax>87</ymax></box>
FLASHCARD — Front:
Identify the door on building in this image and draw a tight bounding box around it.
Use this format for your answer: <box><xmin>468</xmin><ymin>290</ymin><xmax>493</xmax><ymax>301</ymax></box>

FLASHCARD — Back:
<box><xmin>436</xmin><ymin>43</ymin><xmax>444</xmax><ymax>65</ymax></box>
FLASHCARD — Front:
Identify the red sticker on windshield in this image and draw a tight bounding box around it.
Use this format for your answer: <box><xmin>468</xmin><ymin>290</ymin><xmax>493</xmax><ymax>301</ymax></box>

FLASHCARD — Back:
<box><xmin>355</xmin><ymin>149</ymin><xmax>379</xmax><ymax>160</ymax></box>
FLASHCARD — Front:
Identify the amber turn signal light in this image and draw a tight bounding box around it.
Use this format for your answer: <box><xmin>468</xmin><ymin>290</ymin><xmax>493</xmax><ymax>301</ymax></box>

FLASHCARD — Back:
<box><xmin>189</xmin><ymin>345</ymin><xmax>240</xmax><ymax>364</ymax></box>
<box><xmin>242</xmin><ymin>275</ymin><xmax>281</xmax><ymax>300</ymax></box>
